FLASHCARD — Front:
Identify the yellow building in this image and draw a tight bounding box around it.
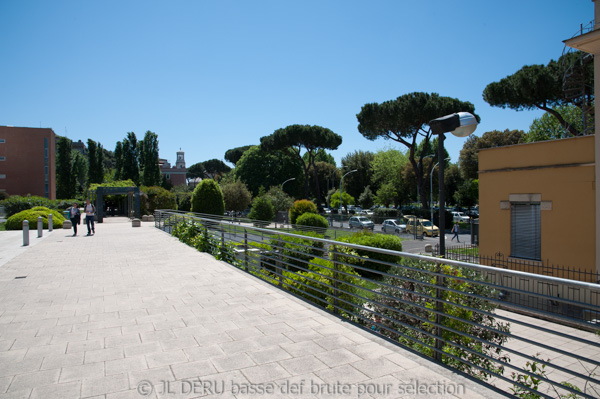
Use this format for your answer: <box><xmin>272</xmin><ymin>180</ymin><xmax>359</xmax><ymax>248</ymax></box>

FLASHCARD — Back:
<box><xmin>478</xmin><ymin>135</ymin><xmax>596</xmax><ymax>279</ymax></box>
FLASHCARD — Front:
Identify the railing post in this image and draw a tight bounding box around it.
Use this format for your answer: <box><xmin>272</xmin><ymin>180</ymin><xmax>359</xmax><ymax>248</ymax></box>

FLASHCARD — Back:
<box><xmin>244</xmin><ymin>230</ymin><xmax>248</xmax><ymax>272</ymax></box>
<box><xmin>434</xmin><ymin>261</ymin><xmax>445</xmax><ymax>362</ymax></box>
<box><xmin>48</xmin><ymin>214</ymin><xmax>53</xmax><ymax>232</ymax></box>
<box><xmin>23</xmin><ymin>220</ymin><xmax>29</xmax><ymax>246</ymax></box>
<box><xmin>332</xmin><ymin>248</ymin><xmax>339</xmax><ymax>315</ymax></box>
<box><xmin>277</xmin><ymin>237</ymin><xmax>283</xmax><ymax>288</ymax></box>
<box><xmin>37</xmin><ymin>216</ymin><xmax>43</xmax><ymax>238</ymax></box>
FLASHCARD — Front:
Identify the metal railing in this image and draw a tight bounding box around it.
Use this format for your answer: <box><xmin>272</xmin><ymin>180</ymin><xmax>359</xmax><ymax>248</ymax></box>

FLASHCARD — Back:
<box><xmin>155</xmin><ymin>210</ymin><xmax>600</xmax><ymax>398</ymax></box>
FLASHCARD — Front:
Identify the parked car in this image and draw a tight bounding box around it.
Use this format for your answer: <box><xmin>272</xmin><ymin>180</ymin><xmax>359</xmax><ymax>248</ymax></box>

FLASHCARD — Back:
<box><xmin>348</xmin><ymin>216</ymin><xmax>375</xmax><ymax>230</ymax></box>
<box><xmin>452</xmin><ymin>211</ymin><xmax>470</xmax><ymax>222</ymax></box>
<box><xmin>382</xmin><ymin>219</ymin><xmax>406</xmax><ymax>233</ymax></box>
<box><xmin>405</xmin><ymin>218</ymin><xmax>439</xmax><ymax>237</ymax></box>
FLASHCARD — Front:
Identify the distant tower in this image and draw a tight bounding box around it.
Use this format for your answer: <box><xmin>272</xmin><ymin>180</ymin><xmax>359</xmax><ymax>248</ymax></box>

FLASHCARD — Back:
<box><xmin>176</xmin><ymin>149</ymin><xmax>185</xmax><ymax>169</ymax></box>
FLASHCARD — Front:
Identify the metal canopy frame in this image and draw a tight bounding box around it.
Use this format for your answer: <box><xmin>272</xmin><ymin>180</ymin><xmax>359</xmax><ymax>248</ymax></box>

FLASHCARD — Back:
<box><xmin>95</xmin><ymin>186</ymin><xmax>141</xmax><ymax>223</ymax></box>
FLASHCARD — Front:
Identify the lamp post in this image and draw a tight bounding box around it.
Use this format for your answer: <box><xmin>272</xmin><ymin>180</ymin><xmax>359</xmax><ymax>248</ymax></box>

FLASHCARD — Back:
<box><xmin>340</xmin><ymin>169</ymin><xmax>357</xmax><ymax>227</ymax></box>
<box><xmin>429</xmin><ymin>112</ymin><xmax>478</xmax><ymax>258</ymax></box>
<box><xmin>417</xmin><ymin>154</ymin><xmax>433</xmax><ymax>208</ymax></box>
<box><xmin>281</xmin><ymin>178</ymin><xmax>295</xmax><ymax>192</ymax></box>
<box><xmin>430</xmin><ymin>158</ymin><xmax>451</xmax><ymax>225</ymax></box>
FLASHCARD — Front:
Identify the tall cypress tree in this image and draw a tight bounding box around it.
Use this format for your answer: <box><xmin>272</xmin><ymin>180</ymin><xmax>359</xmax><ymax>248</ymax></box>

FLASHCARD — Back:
<box><xmin>87</xmin><ymin>139</ymin><xmax>99</xmax><ymax>185</ymax></box>
<box><xmin>140</xmin><ymin>131</ymin><xmax>161</xmax><ymax>186</ymax></box>
<box><xmin>114</xmin><ymin>141</ymin><xmax>123</xmax><ymax>180</ymax></box>
<box><xmin>121</xmin><ymin>132</ymin><xmax>140</xmax><ymax>185</ymax></box>
<box><xmin>56</xmin><ymin>136</ymin><xmax>75</xmax><ymax>199</ymax></box>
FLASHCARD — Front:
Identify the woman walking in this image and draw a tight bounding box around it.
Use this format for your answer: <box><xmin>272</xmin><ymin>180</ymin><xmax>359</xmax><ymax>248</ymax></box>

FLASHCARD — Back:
<box><xmin>69</xmin><ymin>202</ymin><xmax>81</xmax><ymax>236</ymax></box>
<box><xmin>451</xmin><ymin>221</ymin><xmax>460</xmax><ymax>242</ymax></box>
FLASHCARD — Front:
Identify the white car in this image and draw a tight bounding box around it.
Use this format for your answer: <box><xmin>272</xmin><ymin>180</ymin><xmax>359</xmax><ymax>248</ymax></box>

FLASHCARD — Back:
<box><xmin>452</xmin><ymin>211</ymin><xmax>470</xmax><ymax>222</ymax></box>
<box><xmin>382</xmin><ymin>219</ymin><xmax>406</xmax><ymax>233</ymax></box>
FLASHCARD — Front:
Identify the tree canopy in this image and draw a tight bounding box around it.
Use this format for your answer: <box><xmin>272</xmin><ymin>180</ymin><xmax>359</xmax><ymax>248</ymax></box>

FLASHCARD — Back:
<box><xmin>224</xmin><ymin>145</ymin><xmax>253</xmax><ymax>166</ymax></box>
<box><xmin>524</xmin><ymin>104</ymin><xmax>593</xmax><ymax>143</ymax></box>
<box><xmin>458</xmin><ymin>129</ymin><xmax>524</xmax><ymax>180</ymax></box>
<box><xmin>357</xmin><ymin>92</ymin><xmax>478</xmax><ymax>208</ymax></box>
<box><xmin>260</xmin><ymin>124</ymin><xmax>342</xmax><ymax>207</ymax></box>
<box><xmin>483</xmin><ymin>52</ymin><xmax>593</xmax><ymax>136</ymax></box>
<box><xmin>340</xmin><ymin>150</ymin><xmax>375</xmax><ymax>200</ymax></box>
<box><xmin>202</xmin><ymin>159</ymin><xmax>231</xmax><ymax>180</ymax></box>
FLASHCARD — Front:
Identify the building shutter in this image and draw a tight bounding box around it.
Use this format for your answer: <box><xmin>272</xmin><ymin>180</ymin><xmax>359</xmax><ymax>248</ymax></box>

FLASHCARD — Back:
<box><xmin>510</xmin><ymin>202</ymin><xmax>541</xmax><ymax>260</ymax></box>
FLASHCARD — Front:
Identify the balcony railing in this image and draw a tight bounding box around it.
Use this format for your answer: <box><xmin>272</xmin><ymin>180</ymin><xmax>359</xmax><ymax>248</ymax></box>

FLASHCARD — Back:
<box><xmin>155</xmin><ymin>210</ymin><xmax>600</xmax><ymax>398</ymax></box>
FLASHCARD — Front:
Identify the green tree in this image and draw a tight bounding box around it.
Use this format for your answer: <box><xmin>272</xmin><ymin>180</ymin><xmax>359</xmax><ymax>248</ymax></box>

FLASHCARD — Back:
<box><xmin>224</xmin><ymin>145</ymin><xmax>253</xmax><ymax>166</ymax></box>
<box><xmin>340</xmin><ymin>150</ymin><xmax>375</xmax><ymax>200</ymax></box>
<box><xmin>191</xmin><ymin>179</ymin><xmax>225</xmax><ymax>215</ymax></box>
<box><xmin>56</xmin><ymin>137</ymin><xmax>75</xmax><ymax>199</ymax></box>
<box><xmin>454</xmin><ymin>178</ymin><xmax>479</xmax><ymax>208</ymax></box>
<box><xmin>357</xmin><ymin>92</ymin><xmax>478</xmax><ymax>208</ymax></box>
<box><xmin>187</xmin><ymin>162</ymin><xmax>206</xmax><ymax>182</ymax></box>
<box><xmin>458</xmin><ymin>129</ymin><xmax>524</xmax><ymax>180</ymax></box>
<box><xmin>329</xmin><ymin>191</ymin><xmax>355</xmax><ymax>209</ymax></box>
<box><xmin>114</xmin><ymin>141</ymin><xmax>123</xmax><ymax>181</ymax></box>
<box><xmin>234</xmin><ymin>146</ymin><xmax>304</xmax><ymax>197</ymax></box>
<box><xmin>303</xmin><ymin>149</ymin><xmax>336</xmax><ymax>166</ymax></box>
<box><xmin>87</xmin><ymin>139</ymin><xmax>99</xmax><ymax>185</ymax></box>
<box><xmin>374</xmin><ymin>182</ymin><xmax>397</xmax><ymax>208</ymax></box>
<box><xmin>248</xmin><ymin>195</ymin><xmax>274</xmax><ymax>225</ymax></box>
<box><xmin>121</xmin><ymin>132</ymin><xmax>140</xmax><ymax>185</ymax></box>
<box><xmin>139</xmin><ymin>131</ymin><xmax>161</xmax><ymax>186</ymax></box>
<box><xmin>72</xmin><ymin>150</ymin><xmax>88</xmax><ymax>196</ymax></box>
<box><xmin>358</xmin><ymin>185</ymin><xmax>374</xmax><ymax>209</ymax></box>
<box><xmin>261</xmin><ymin>124</ymin><xmax>343</xmax><ymax>207</ymax></box>
<box><xmin>265</xmin><ymin>186</ymin><xmax>294</xmax><ymax>214</ymax></box>
<box><xmin>221</xmin><ymin>180</ymin><xmax>252</xmax><ymax>212</ymax></box>
<box><xmin>444</xmin><ymin>163</ymin><xmax>462</xmax><ymax>207</ymax></box>
<box><xmin>202</xmin><ymin>159</ymin><xmax>231</xmax><ymax>180</ymax></box>
<box><xmin>524</xmin><ymin>104</ymin><xmax>593</xmax><ymax>142</ymax></box>
<box><xmin>371</xmin><ymin>147</ymin><xmax>409</xmax><ymax>206</ymax></box>
<box><xmin>483</xmin><ymin>52</ymin><xmax>593</xmax><ymax>137</ymax></box>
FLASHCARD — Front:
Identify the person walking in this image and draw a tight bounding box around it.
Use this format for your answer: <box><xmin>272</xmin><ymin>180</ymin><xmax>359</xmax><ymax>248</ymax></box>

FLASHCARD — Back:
<box><xmin>69</xmin><ymin>202</ymin><xmax>81</xmax><ymax>236</ymax></box>
<box><xmin>84</xmin><ymin>199</ymin><xmax>96</xmax><ymax>236</ymax></box>
<box><xmin>451</xmin><ymin>221</ymin><xmax>460</xmax><ymax>242</ymax></box>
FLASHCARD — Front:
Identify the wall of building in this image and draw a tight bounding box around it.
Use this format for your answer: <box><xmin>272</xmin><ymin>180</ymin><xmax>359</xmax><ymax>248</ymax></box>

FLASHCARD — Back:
<box><xmin>479</xmin><ymin>135</ymin><xmax>595</xmax><ymax>274</ymax></box>
<box><xmin>0</xmin><ymin>126</ymin><xmax>56</xmax><ymax>199</ymax></box>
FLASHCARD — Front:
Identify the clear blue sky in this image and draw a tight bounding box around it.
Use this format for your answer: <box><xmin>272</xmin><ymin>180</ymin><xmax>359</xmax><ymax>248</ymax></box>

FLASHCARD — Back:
<box><xmin>0</xmin><ymin>1</ymin><xmax>593</xmax><ymax>168</ymax></box>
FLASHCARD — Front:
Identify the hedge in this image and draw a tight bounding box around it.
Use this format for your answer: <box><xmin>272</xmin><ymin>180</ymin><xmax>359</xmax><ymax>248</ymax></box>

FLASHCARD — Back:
<box><xmin>0</xmin><ymin>195</ymin><xmax>79</xmax><ymax>218</ymax></box>
<box><xmin>295</xmin><ymin>213</ymin><xmax>328</xmax><ymax>229</ymax></box>
<box><xmin>289</xmin><ymin>199</ymin><xmax>317</xmax><ymax>225</ymax></box>
<box><xmin>336</xmin><ymin>231</ymin><xmax>403</xmax><ymax>277</ymax></box>
<box><xmin>6</xmin><ymin>207</ymin><xmax>65</xmax><ymax>230</ymax></box>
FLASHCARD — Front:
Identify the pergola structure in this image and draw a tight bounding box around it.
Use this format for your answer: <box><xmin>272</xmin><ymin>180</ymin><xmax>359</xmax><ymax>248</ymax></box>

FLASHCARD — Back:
<box><xmin>94</xmin><ymin>186</ymin><xmax>141</xmax><ymax>223</ymax></box>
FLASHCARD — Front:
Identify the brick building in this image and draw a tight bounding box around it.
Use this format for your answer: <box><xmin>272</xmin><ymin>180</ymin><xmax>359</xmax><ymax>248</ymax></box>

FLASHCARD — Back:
<box><xmin>159</xmin><ymin>150</ymin><xmax>187</xmax><ymax>186</ymax></box>
<box><xmin>0</xmin><ymin>126</ymin><xmax>56</xmax><ymax>199</ymax></box>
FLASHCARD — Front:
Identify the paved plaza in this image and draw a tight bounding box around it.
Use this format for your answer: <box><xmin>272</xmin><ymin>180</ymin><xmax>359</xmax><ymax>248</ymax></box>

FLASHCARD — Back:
<box><xmin>0</xmin><ymin>219</ymin><xmax>507</xmax><ymax>398</ymax></box>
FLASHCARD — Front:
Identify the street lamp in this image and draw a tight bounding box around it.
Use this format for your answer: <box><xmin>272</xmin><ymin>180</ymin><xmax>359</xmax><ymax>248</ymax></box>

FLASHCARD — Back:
<box><xmin>430</xmin><ymin>158</ymin><xmax>451</xmax><ymax>225</ymax></box>
<box><xmin>417</xmin><ymin>155</ymin><xmax>434</xmax><ymax>208</ymax></box>
<box><xmin>281</xmin><ymin>178</ymin><xmax>295</xmax><ymax>191</ymax></box>
<box><xmin>429</xmin><ymin>112</ymin><xmax>478</xmax><ymax>257</ymax></box>
<box><xmin>340</xmin><ymin>169</ymin><xmax>357</xmax><ymax>227</ymax></box>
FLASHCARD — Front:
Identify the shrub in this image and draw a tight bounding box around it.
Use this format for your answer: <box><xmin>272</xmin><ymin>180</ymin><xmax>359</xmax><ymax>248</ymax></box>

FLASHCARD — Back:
<box><xmin>140</xmin><ymin>186</ymin><xmax>176</xmax><ymax>215</ymax></box>
<box><xmin>248</xmin><ymin>196</ymin><xmax>274</xmax><ymax>225</ymax></box>
<box><xmin>0</xmin><ymin>195</ymin><xmax>79</xmax><ymax>218</ymax></box>
<box><xmin>372</xmin><ymin>259</ymin><xmax>510</xmax><ymax>380</ymax></box>
<box><xmin>295</xmin><ymin>213</ymin><xmax>328</xmax><ymax>229</ymax></box>
<box><xmin>289</xmin><ymin>199</ymin><xmax>317</xmax><ymax>225</ymax></box>
<box><xmin>373</xmin><ymin>208</ymin><xmax>401</xmax><ymax>218</ymax></box>
<box><xmin>175</xmin><ymin>192</ymin><xmax>192</xmax><ymax>212</ymax></box>
<box><xmin>337</xmin><ymin>231</ymin><xmax>403</xmax><ymax>277</ymax></box>
<box><xmin>191</xmin><ymin>179</ymin><xmax>225</xmax><ymax>215</ymax></box>
<box><xmin>284</xmin><ymin>257</ymin><xmax>365</xmax><ymax>318</ymax></box>
<box><xmin>221</xmin><ymin>180</ymin><xmax>252</xmax><ymax>212</ymax></box>
<box><xmin>6</xmin><ymin>208</ymin><xmax>65</xmax><ymax>230</ymax></box>
<box><xmin>270</xmin><ymin>231</ymin><xmax>325</xmax><ymax>270</ymax></box>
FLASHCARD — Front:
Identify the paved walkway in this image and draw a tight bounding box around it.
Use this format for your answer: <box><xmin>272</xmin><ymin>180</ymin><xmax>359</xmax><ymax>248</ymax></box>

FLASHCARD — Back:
<box><xmin>0</xmin><ymin>219</ymin><xmax>503</xmax><ymax>399</ymax></box>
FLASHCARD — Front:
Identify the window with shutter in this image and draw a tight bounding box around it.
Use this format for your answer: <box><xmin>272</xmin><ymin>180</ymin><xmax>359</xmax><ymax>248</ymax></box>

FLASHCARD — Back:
<box><xmin>510</xmin><ymin>202</ymin><xmax>541</xmax><ymax>260</ymax></box>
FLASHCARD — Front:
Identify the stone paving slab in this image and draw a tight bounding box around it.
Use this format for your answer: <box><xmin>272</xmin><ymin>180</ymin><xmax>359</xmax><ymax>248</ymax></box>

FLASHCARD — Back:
<box><xmin>0</xmin><ymin>219</ymin><xmax>503</xmax><ymax>399</ymax></box>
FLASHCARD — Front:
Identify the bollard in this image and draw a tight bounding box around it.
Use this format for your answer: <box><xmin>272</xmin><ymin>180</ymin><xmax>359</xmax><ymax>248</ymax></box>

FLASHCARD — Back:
<box><xmin>23</xmin><ymin>220</ymin><xmax>29</xmax><ymax>246</ymax></box>
<box><xmin>48</xmin><ymin>214</ymin><xmax>53</xmax><ymax>232</ymax></box>
<box><xmin>37</xmin><ymin>216</ymin><xmax>43</xmax><ymax>238</ymax></box>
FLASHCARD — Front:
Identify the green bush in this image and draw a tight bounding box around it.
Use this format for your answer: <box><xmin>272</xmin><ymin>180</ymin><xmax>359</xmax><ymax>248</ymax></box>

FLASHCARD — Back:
<box><xmin>284</xmin><ymin>257</ymin><xmax>365</xmax><ymax>318</ymax></box>
<box><xmin>373</xmin><ymin>259</ymin><xmax>510</xmax><ymax>380</ymax></box>
<box><xmin>140</xmin><ymin>186</ymin><xmax>176</xmax><ymax>215</ymax></box>
<box><xmin>373</xmin><ymin>207</ymin><xmax>401</xmax><ymax>218</ymax></box>
<box><xmin>270</xmin><ymin>231</ymin><xmax>325</xmax><ymax>270</ymax></box>
<box><xmin>6</xmin><ymin>207</ymin><xmax>65</xmax><ymax>230</ymax></box>
<box><xmin>289</xmin><ymin>199</ymin><xmax>317</xmax><ymax>225</ymax></box>
<box><xmin>175</xmin><ymin>192</ymin><xmax>192</xmax><ymax>212</ymax></box>
<box><xmin>248</xmin><ymin>196</ymin><xmax>274</xmax><ymax>225</ymax></box>
<box><xmin>0</xmin><ymin>195</ymin><xmax>79</xmax><ymax>218</ymax></box>
<box><xmin>295</xmin><ymin>213</ymin><xmax>328</xmax><ymax>229</ymax></box>
<box><xmin>337</xmin><ymin>231</ymin><xmax>403</xmax><ymax>277</ymax></box>
<box><xmin>191</xmin><ymin>179</ymin><xmax>225</xmax><ymax>215</ymax></box>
